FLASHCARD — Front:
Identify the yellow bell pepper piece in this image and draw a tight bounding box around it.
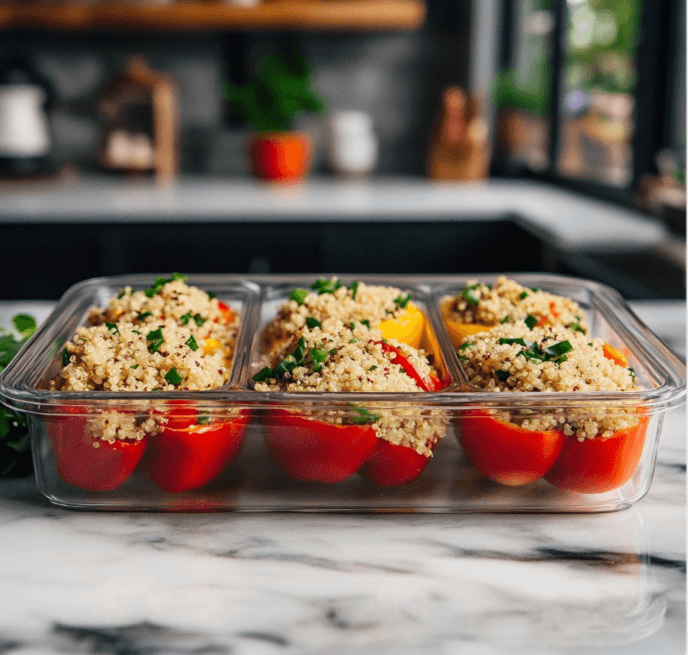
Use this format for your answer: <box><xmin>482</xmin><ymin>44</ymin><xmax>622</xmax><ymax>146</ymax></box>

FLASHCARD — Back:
<box><xmin>203</xmin><ymin>338</ymin><xmax>223</xmax><ymax>356</ymax></box>
<box><xmin>378</xmin><ymin>302</ymin><xmax>425</xmax><ymax>349</ymax></box>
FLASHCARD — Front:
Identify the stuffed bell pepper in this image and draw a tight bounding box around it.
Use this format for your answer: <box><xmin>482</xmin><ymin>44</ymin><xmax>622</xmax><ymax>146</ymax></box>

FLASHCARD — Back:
<box><xmin>254</xmin><ymin>321</ymin><xmax>447</xmax><ymax>486</ymax></box>
<box><xmin>441</xmin><ymin>276</ymin><xmax>588</xmax><ymax>348</ymax></box>
<box><xmin>264</xmin><ymin>277</ymin><xmax>426</xmax><ymax>353</ymax></box>
<box><xmin>456</xmin><ymin>322</ymin><xmax>646</xmax><ymax>493</ymax></box>
<box><xmin>49</xmin><ymin>274</ymin><xmax>247</xmax><ymax>492</ymax></box>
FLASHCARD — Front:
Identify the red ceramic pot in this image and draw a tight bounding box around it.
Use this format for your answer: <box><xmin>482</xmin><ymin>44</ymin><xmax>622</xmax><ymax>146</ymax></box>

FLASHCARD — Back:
<box><xmin>249</xmin><ymin>132</ymin><xmax>310</xmax><ymax>181</ymax></box>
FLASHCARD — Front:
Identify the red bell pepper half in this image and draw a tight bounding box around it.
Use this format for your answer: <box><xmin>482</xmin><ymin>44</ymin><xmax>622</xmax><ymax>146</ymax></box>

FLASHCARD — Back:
<box><xmin>544</xmin><ymin>414</ymin><xmax>649</xmax><ymax>494</ymax></box>
<box><xmin>458</xmin><ymin>409</ymin><xmax>566</xmax><ymax>486</ymax></box>
<box><xmin>264</xmin><ymin>409</ymin><xmax>379</xmax><ymax>483</ymax></box>
<box><xmin>359</xmin><ymin>439</ymin><xmax>433</xmax><ymax>487</ymax></box>
<box><xmin>144</xmin><ymin>405</ymin><xmax>250</xmax><ymax>493</ymax></box>
<box><xmin>47</xmin><ymin>405</ymin><xmax>147</xmax><ymax>491</ymax></box>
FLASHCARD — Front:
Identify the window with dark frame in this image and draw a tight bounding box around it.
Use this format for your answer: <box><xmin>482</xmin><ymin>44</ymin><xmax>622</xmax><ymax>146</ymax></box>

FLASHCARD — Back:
<box><xmin>492</xmin><ymin>0</ymin><xmax>683</xmax><ymax>206</ymax></box>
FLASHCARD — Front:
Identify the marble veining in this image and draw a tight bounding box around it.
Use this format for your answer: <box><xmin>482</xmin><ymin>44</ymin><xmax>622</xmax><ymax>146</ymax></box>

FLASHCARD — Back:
<box><xmin>0</xmin><ymin>302</ymin><xmax>684</xmax><ymax>654</ymax></box>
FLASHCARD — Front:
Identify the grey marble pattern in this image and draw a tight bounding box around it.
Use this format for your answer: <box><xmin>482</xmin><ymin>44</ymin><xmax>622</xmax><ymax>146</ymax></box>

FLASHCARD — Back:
<box><xmin>0</xmin><ymin>301</ymin><xmax>684</xmax><ymax>654</ymax></box>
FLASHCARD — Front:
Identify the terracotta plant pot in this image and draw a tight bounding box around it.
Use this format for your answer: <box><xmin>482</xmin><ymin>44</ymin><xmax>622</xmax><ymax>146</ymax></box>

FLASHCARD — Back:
<box><xmin>249</xmin><ymin>132</ymin><xmax>310</xmax><ymax>182</ymax></box>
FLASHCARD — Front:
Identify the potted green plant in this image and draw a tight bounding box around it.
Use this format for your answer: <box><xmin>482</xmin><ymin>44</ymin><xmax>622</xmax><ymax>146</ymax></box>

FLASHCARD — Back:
<box><xmin>223</xmin><ymin>51</ymin><xmax>326</xmax><ymax>182</ymax></box>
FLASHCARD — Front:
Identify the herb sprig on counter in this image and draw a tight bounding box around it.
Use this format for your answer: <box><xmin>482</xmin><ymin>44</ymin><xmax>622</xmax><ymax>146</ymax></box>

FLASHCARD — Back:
<box><xmin>1</xmin><ymin>314</ymin><xmax>36</xmax><ymax>477</ymax></box>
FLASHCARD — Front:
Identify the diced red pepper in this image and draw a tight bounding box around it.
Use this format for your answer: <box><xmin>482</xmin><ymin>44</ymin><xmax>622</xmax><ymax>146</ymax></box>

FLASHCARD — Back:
<box><xmin>264</xmin><ymin>409</ymin><xmax>379</xmax><ymax>483</ymax></box>
<box><xmin>217</xmin><ymin>301</ymin><xmax>234</xmax><ymax>324</ymax></box>
<box><xmin>377</xmin><ymin>341</ymin><xmax>445</xmax><ymax>392</ymax></box>
<box><xmin>458</xmin><ymin>409</ymin><xmax>566</xmax><ymax>486</ymax></box>
<box><xmin>47</xmin><ymin>405</ymin><xmax>147</xmax><ymax>491</ymax></box>
<box><xmin>544</xmin><ymin>415</ymin><xmax>649</xmax><ymax>493</ymax></box>
<box><xmin>144</xmin><ymin>411</ymin><xmax>250</xmax><ymax>493</ymax></box>
<box><xmin>359</xmin><ymin>439</ymin><xmax>433</xmax><ymax>487</ymax></box>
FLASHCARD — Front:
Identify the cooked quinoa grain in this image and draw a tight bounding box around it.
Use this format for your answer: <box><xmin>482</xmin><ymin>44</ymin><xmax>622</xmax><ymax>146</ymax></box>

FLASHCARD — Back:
<box><xmin>458</xmin><ymin>323</ymin><xmax>641</xmax><ymax>440</ymax></box>
<box><xmin>255</xmin><ymin>323</ymin><xmax>445</xmax><ymax>457</ymax></box>
<box><xmin>442</xmin><ymin>276</ymin><xmax>588</xmax><ymax>333</ymax></box>
<box><xmin>264</xmin><ymin>278</ymin><xmax>412</xmax><ymax>353</ymax></box>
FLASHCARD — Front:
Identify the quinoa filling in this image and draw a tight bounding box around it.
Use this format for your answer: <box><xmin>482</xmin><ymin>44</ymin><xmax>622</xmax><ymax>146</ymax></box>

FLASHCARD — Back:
<box><xmin>458</xmin><ymin>323</ymin><xmax>640</xmax><ymax>441</ymax></box>
<box><xmin>263</xmin><ymin>277</ymin><xmax>412</xmax><ymax>354</ymax></box>
<box><xmin>443</xmin><ymin>276</ymin><xmax>588</xmax><ymax>333</ymax></box>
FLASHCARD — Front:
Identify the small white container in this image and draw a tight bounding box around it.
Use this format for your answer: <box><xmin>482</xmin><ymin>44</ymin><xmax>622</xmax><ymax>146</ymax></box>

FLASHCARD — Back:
<box><xmin>326</xmin><ymin>110</ymin><xmax>378</xmax><ymax>176</ymax></box>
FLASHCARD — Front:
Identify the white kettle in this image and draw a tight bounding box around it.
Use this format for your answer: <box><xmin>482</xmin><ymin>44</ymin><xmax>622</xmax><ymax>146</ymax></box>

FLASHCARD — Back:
<box><xmin>0</xmin><ymin>56</ymin><xmax>52</xmax><ymax>176</ymax></box>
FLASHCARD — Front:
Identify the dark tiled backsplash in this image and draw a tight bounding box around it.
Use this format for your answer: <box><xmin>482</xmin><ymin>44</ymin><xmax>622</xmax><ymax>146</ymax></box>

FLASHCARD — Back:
<box><xmin>5</xmin><ymin>25</ymin><xmax>468</xmax><ymax>176</ymax></box>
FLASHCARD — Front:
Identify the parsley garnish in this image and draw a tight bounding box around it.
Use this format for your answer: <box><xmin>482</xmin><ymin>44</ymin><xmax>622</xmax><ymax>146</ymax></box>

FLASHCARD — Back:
<box><xmin>105</xmin><ymin>322</ymin><xmax>120</xmax><ymax>336</ymax></box>
<box><xmin>62</xmin><ymin>348</ymin><xmax>70</xmax><ymax>366</ymax></box>
<box><xmin>144</xmin><ymin>273</ymin><xmax>187</xmax><ymax>298</ymax></box>
<box><xmin>530</xmin><ymin>287</ymin><xmax>540</xmax><ymax>293</ymax></box>
<box><xmin>500</xmin><ymin>315</ymin><xmax>510</xmax><ymax>324</ymax></box>
<box><xmin>495</xmin><ymin>370</ymin><xmax>510</xmax><ymax>382</ymax></box>
<box><xmin>164</xmin><ymin>368</ymin><xmax>183</xmax><ymax>385</ymax></box>
<box><xmin>289</xmin><ymin>289</ymin><xmax>309</xmax><ymax>305</ymax></box>
<box><xmin>568</xmin><ymin>322</ymin><xmax>586</xmax><ymax>334</ymax></box>
<box><xmin>146</xmin><ymin>328</ymin><xmax>164</xmax><ymax>354</ymax></box>
<box><xmin>461</xmin><ymin>283</ymin><xmax>481</xmax><ymax>307</ymax></box>
<box><xmin>351</xmin><ymin>404</ymin><xmax>381</xmax><ymax>425</ymax></box>
<box><xmin>207</xmin><ymin>291</ymin><xmax>217</xmax><ymax>300</ymax></box>
<box><xmin>459</xmin><ymin>342</ymin><xmax>473</xmax><ymax>351</ymax></box>
<box><xmin>118</xmin><ymin>289</ymin><xmax>126</xmax><ymax>299</ymax></box>
<box><xmin>393</xmin><ymin>293</ymin><xmax>412</xmax><ymax>309</ymax></box>
<box><xmin>138</xmin><ymin>311</ymin><xmax>152</xmax><ymax>321</ymax></box>
<box><xmin>252</xmin><ymin>367</ymin><xmax>274</xmax><ymax>382</ymax></box>
<box><xmin>349</xmin><ymin>322</ymin><xmax>355</xmax><ymax>330</ymax></box>
<box><xmin>197</xmin><ymin>415</ymin><xmax>210</xmax><ymax>425</ymax></box>
<box><xmin>179</xmin><ymin>312</ymin><xmax>191</xmax><ymax>325</ymax></box>
<box><xmin>349</xmin><ymin>280</ymin><xmax>360</xmax><ymax>300</ymax></box>
<box><xmin>132</xmin><ymin>330</ymin><xmax>141</xmax><ymax>335</ymax></box>
<box><xmin>131</xmin><ymin>364</ymin><xmax>139</xmax><ymax>369</ymax></box>
<box><xmin>349</xmin><ymin>338</ymin><xmax>358</xmax><ymax>343</ymax></box>
<box><xmin>524</xmin><ymin>315</ymin><xmax>538</xmax><ymax>330</ymax></box>
<box><xmin>628</xmin><ymin>367</ymin><xmax>636</xmax><ymax>380</ymax></box>
<box><xmin>369</xmin><ymin>365</ymin><xmax>377</xmax><ymax>371</ymax></box>
<box><xmin>513</xmin><ymin>339</ymin><xmax>572</xmax><ymax>363</ymax></box>
<box><xmin>361</xmin><ymin>319</ymin><xmax>370</xmax><ymax>329</ymax></box>
<box><xmin>186</xmin><ymin>336</ymin><xmax>199</xmax><ymax>351</ymax></box>
<box><xmin>311</xmin><ymin>278</ymin><xmax>343</xmax><ymax>295</ymax></box>
<box><xmin>193</xmin><ymin>314</ymin><xmax>206</xmax><ymax>327</ymax></box>
<box><xmin>306</xmin><ymin>317</ymin><xmax>322</xmax><ymax>329</ymax></box>
<box><xmin>519</xmin><ymin>291</ymin><xmax>529</xmax><ymax>300</ymax></box>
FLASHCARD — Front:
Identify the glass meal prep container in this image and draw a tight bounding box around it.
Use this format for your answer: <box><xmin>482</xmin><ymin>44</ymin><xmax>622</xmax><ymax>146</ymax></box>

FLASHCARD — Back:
<box><xmin>0</xmin><ymin>273</ymin><xmax>684</xmax><ymax>513</ymax></box>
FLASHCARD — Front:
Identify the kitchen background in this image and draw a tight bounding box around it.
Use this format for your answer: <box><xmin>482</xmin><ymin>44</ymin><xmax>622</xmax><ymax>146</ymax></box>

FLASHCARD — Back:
<box><xmin>0</xmin><ymin>0</ymin><xmax>684</xmax><ymax>301</ymax></box>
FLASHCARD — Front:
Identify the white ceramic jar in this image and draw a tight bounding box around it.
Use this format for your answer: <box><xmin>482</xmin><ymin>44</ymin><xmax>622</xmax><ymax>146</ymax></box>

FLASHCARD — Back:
<box><xmin>326</xmin><ymin>110</ymin><xmax>378</xmax><ymax>176</ymax></box>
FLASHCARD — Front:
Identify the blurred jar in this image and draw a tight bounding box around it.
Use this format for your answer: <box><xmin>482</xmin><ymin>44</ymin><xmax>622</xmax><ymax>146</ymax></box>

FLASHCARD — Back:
<box><xmin>326</xmin><ymin>110</ymin><xmax>378</xmax><ymax>177</ymax></box>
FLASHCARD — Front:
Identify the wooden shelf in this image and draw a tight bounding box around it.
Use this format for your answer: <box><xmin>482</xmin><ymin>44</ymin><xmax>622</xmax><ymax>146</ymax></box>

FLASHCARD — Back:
<box><xmin>0</xmin><ymin>0</ymin><xmax>426</xmax><ymax>31</ymax></box>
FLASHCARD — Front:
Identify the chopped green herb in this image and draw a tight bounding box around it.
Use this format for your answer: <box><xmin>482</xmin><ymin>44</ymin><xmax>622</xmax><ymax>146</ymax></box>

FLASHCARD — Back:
<box><xmin>349</xmin><ymin>338</ymin><xmax>358</xmax><ymax>344</ymax></box>
<box><xmin>207</xmin><ymin>291</ymin><xmax>217</xmax><ymax>300</ymax></box>
<box><xmin>62</xmin><ymin>348</ymin><xmax>70</xmax><ymax>366</ymax></box>
<box><xmin>530</xmin><ymin>287</ymin><xmax>540</xmax><ymax>293</ymax></box>
<box><xmin>138</xmin><ymin>311</ymin><xmax>152</xmax><ymax>321</ymax></box>
<box><xmin>193</xmin><ymin>314</ymin><xmax>206</xmax><ymax>327</ymax></box>
<box><xmin>568</xmin><ymin>322</ymin><xmax>586</xmax><ymax>334</ymax></box>
<box><xmin>369</xmin><ymin>365</ymin><xmax>377</xmax><ymax>371</ymax></box>
<box><xmin>351</xmin><ymin>404</ymin><xmax>381</xmax><ymax>425</ymax></box>
<box><xmin>499</xmin><ymin>337</ymin><xmax>531</xmax><ymax>347</ymax></box>
<box><xmin>495</xmin><ymin>370</ymin><xmax>510</xmax><ymax>382</ymax></box>
<box><xmin>197</xmin><ymin>415</ymin><xmax>210</xmax><ymax>425</ymax></box>
<box><xmin>131</xmin><ymin>364</ymin><xmax>139</xmax><ymax>369</ymax></box>
<box><xmin>252</xmin><ymin>367</ymin><xmax>274</xmax><ymax>382</ymax></box>
<box><xmin>306</xmin><ymin>316</ymin><xmax>322</xmax><ymax>329</ymax></box>
<box><xmin>309</xmin><ymin>348</ymin><xmax>329</xmax><ymax>365</ymax></box>
<box><xmin>132</xmin><ymin>330</ymin><xmax>141</xmax><ymax>335</ymax></box>
<box><xmin>458</xmin><ymin>354</ymin><xmax>468</xmax><ymax>361</ymax></box>
<box><xmin>146</xmin><ymin>328</ymin><xmax>164</xmax><ymax>354</ymax></box>
<box><xmin>349</xmin><ymin>322</ymin><xmax>355</xmax><ymax>330</ymax></box>
<box><xmin>458</xmin><ymin>342</ymin><xmax>473</xmax><ymax>351</ymax></box>
<box><xmin>519</xmin><ymin>291</ymin><xmax>529</xmax><ymax>300</ymax></box>
<box><xmin>289</xmin><ymin>289</ymin><xmax>309</xmax><ymax>305</ymax></box>
<box><xmin>164</xmin><ymin>368</ymin><xmax>183</xmax><ymax>385</ymax></box>
<box><xmin>361</xmin><ymin>320</ymin><xmax>370</xmax><ymax>329</ymax></box>
<box><xmin>118</xmin><ymin>289</ymin><xmax>126</xmax><ymax>299</ymax></box>
<box><xmin>186</xmin><ymin>336</ymin><xmax>199</xmax><ymax>351</ymax></box>
<box><xmin>589</xmin><ymin>342</ymin><xmax>593</xmax><ymax>346</ymax></box>
<box><xmin>500</xmin><ymin>315</ymin><xmax>510</xmax><ymax>324</ymax></box>
<box><xmin>543</xmin><ymin>340</ymin><xmax>573</xmax><ymax>359</ymax></box>
<box><xmin>524</xmin><ymin>315</ymin><xmax>538</xmax><ymax>330</ymax></box>
<box><xmin>144</xmin><ymin>273</ymin><xmax>187</xmax><ymax>298</ymax></box>
<box><xmin>349</xmin><ymin>280</ymin><xmax>360</xmax><ymax>300</ymax></box>
<box><xmin>393</xmin><ymin>293</ymin><xmax>412</xmax><ymax>309</ymax></box>
<box><xmin>328</xmin><ymin>348</ymin><xmax>338</xmax><ymax>355</ymax></box>
<box><xmin>311</xmin><ymin>277</ymin><xmax>343</xmax><ymax>295</ymax></box>
<box><xmin>105</xmin><ymin>322</ymin><xmax>120</xmax><ymax>336</ymax></box>
<box><xmin>628</xmin><ymin>367</ymin><xmax>636</xmax><ymax>380</ymax></box>
<box><xmin>461</xmin><ymin>283</ymin><xmax>481</xmax><ymax>307</ymax></box>
<box><xmin>179</xmin><ymin>311</ymin><xmax>191</xmax><ymax>325</ymax></box>
<box><xmin>12</xmin><ymin>314</ymin><xmax>36</xmax><ymax>339</ymax></box>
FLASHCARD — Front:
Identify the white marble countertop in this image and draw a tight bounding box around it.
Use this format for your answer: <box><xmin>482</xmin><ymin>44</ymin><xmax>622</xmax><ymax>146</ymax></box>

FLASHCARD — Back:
<box><xmin>0</xmin><ymin>176</ymin><xmax>667</xmax><ymax>253</ymax></box>
<box><xmin>0</xmin><ymin>300</ymin><xmax>685</xmax><ymax>654</ymax></box>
